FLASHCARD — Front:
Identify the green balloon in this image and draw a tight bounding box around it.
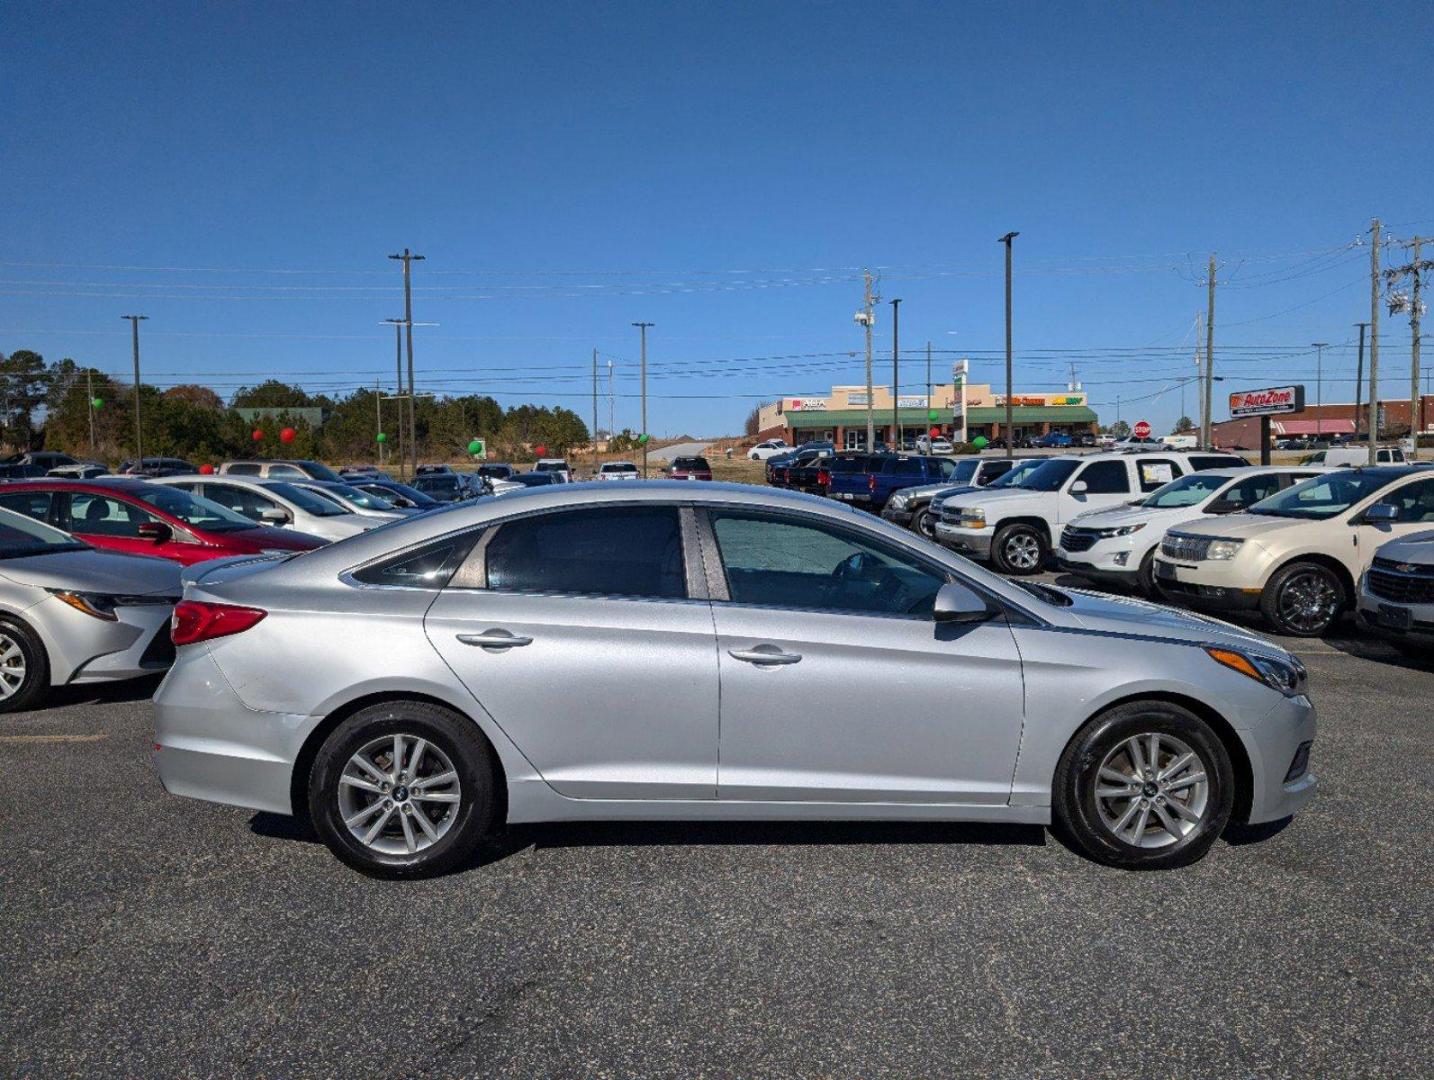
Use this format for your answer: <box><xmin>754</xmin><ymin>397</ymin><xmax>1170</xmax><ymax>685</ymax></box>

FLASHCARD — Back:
<box><xmin>467</xmin><ymin>439</ymin><xmax>483</xmax><ymax>454</ymax></box>
<box><xmin>972</xmin><ymin>435</ymin><xmax>989</xmax><ymax>449</ymax></box>
<box><xmin>375</xmin><ymin>432</ymin><xmax>387</xmax><ymax>443</ymax></box>
<box><xmin>927</xmin><ymin>408</ymin><xmax>938</xmax><ymax>421</ymax></box>
<box><xmin>92</xmin><ymin>398</ymin><xmax>104</xmax><ymax>409</ymax></box>
<box><xmin>638</xmin><ymin>433</ymin><xmax>650</xmax><ymax>444</ymax></box>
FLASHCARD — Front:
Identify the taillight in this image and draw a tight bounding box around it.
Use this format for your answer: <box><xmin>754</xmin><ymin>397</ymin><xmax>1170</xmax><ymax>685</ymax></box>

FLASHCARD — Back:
<box><xmin>868</xmin><ymin>474</ymin><xmax>877</xmax><ymax>491</ymax></box>
<box><xmin>817</xmin><ymin>469</ymin><xmax>831</xmax><ymax>486</ymax></box>
<box><xmin>171</xmin><ymin>601</ymin><xmax>267</xmax><ymax>646</ymax></box>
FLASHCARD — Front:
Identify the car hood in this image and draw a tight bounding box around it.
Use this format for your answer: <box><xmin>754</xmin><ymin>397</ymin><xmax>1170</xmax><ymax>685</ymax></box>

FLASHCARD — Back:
<box><xmin>0</xmin><ymin>547</ymin><xmax>182</xmax><ymax>596</ymax></box>
<box><xmin>1372</xmin><ymin>528</ymin><xmax>1434</xmax><ymax>564</ymax></box>
<box><xmin>944</xmin><ymin>487</ymin><xmax>1045</xmax><ymax>510</ymax></box>
<box><xmin>1162</xmin><ymin>512</ymin><xmax>1314</xmax><ymax>543</ymax></box>
<box><xmin>1067</xmin><ymin>502</ymin><xmax>1191</xmax><ymax>528</ymax></box>
<box><xmin>229</xmin><ymin>525</ymin><xmax>326</xmax><ymax>550</ymax></box>
<box><xmin>893</xmin><ymin>480</ymin><xmax>961</xmax><ymax>500</ymax></box>
<box><xmin>1057</xmin><ymin>586</ymin><xmax>1283</xmax><ymax>654</ymax></box>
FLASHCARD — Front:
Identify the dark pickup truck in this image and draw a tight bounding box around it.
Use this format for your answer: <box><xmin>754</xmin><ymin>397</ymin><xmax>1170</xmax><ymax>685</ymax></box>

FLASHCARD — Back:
<box><xmin>826</xmin><ymin>454</ymin><xmax>960</xmax><ymax>511</ymax></box>
<box><xmin>767</xmin><ymin>448</ymin><xmax>831</xmax><ymax>489</ymax></box>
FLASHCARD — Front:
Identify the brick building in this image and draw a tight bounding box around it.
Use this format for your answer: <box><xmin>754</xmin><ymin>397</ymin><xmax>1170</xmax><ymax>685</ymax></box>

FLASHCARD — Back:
<box><xmin>1210</xmin><ymin>395</ymin><xmax>1434</xmax><ymax>449</ymax></box>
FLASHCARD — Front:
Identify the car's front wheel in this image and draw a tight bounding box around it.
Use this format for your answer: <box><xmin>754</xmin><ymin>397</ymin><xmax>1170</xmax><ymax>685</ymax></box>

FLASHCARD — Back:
<box><xmin>913</xmin><ymin>507</ymin><xmax>935</xmax><ymax>539</ymax></box>
<box><xmin>1054</xmin><ymin>701</ymin><xmax>1234</xmax><ymax>870</ymax></box>
<box><xmin>991</xmin><ymin>523</ymin><xmax>1047</xmax><ymax>575</ymax></box>
<box><xmin>1260</xmin><ymin>561</ymin><xmax>1344</xmax><ymax>637</ymax></box>
<box><xmin>309</xmin><ymin>701</ymin><xmax>497</xmax><ymax>878</ymax></box>
<box><xmin>0</xmin><ymin>619</ymin><xmax>49</xmax><ymax>714</ymax></box>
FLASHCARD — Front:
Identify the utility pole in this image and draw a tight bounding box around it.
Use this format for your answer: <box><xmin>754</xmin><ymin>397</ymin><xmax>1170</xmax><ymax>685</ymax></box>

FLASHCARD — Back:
<box><xmin>925</xmin><ymin>341</ymin><xmax>933</xmax><ymax>417</ymax></box>
<box><xmin>1369</xmin><ymin>219</ymin><xmax>1382</xmax><ymax>462</ymax></box>
<box><xmin>1202</xmin><ymin>254</ymin><xmax>1216</xmax><ymax>450</ymax></box>
<box><xmin>388</xmin><ymin>248</ymin><xmax>424</xmax><ymax>480</ymax></box>
<box><xmin>383</xmin><ymin>318</ymin><xmax>405</xmax><ymax>479</ymax></box>
<box><xmin>1354</xmin><ymin>323</ymin><xmax>1369</xmax><ymax>438</ymax></box>
<box><xmin>607</xmin><ymin>360</ymin><xmax>615</xmax><ymax>443</ymax></box>
<box><xmin>889</xmin><ymin>298</ymin><xmax>902</xmax><ymax>447</ymax></box>
<box><xmin>121</xmin><ymin>315</ymin><xmax>148</xmax><ymax>464</ymax></box>
<box><xmin>374</xmin><ymin>377</ymin><xmax>383</xmax><ymax>468</ymax></box>
<box><xmin>632</xmin><ymin>323</ymin><xmax>654</xmax><ymax>476</ymax></box>
<box><xmin>999</xmin><ymin>233</ymin><xmax>1018</xmax><ymax>451</ymax></box>
<box><xmin>86</xmin><ymin>368</ymin><xmax>96</xmax><ymax>452</ymax></box>
<box><xmin>860</xmin><ymin>269</ymin><xmax>878</xmax><ymax>450</ymax></box>
<box><xmin>1383</xmin><ymin>235</ymin><xmax>1433</xmax><ymax>454</ymax></box>
<box><xmin>1311</xmin><ymin>343</ymin><xmax>1328</xmax><ymax>440</ymax></box>
<box><xmin>591</xmin><ymin>347</ymin><xmax>599</xmax><ymax>463</ymax></box>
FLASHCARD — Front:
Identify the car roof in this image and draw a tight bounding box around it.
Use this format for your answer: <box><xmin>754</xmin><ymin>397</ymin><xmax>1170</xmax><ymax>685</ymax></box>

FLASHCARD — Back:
<box><xmin>2</xmin><ymin>477</ymin><xmax>156</xmax><ymax>495</ymax></box>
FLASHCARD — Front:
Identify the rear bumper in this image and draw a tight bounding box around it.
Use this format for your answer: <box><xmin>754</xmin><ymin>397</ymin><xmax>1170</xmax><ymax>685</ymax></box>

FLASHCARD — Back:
<box><xmin>152</xmin><ymin>648</ymin><xmax>316</xmax><ymax>815</ymax></box>
<box><xmin>1242</xmin><ymin>692</ymin><xmax>1319</xmax><ymax>825</ymax></box>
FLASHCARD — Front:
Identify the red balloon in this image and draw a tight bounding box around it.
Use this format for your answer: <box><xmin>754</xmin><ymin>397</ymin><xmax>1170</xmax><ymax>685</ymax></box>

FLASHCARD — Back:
<box><xmin>251</xmin><ymin>429</ymin><xmax>264</xmax><ymax>442</ymax></box>
<box><xmin>199</xmin><ymin>463</ymin><xmax>215</xmax><ymax>475</ymax></box>
<box><xmin>280</xmin><ymin>427</ymin><xmax>296</xmax><ymax>444</ymax></box>
<box><xmin>930</xmin><ymin>426</ymin><xmax>941</xmax><ymax>437</ymax></box>
<box><xmin>534</xmin><ymin>445</ymin><xmax>547</xmax><ymax>457</ymax></box>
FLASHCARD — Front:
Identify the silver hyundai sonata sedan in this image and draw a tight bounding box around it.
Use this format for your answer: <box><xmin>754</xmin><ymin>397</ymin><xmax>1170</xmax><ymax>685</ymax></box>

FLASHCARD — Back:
<box><xmin>153</xmin><ymin>482</ymin><xmax>1317</xmax><ymax>877</ymax></box>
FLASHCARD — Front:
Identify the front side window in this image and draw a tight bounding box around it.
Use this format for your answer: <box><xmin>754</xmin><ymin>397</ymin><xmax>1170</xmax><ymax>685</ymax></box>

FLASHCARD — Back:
<box><xmin>485</xmin><ymin>506</ymin><xmax>686</xmax><ymax>600</ymax></box>
<box><xmin>1076</xmin><ymin>460</ymin><xmax>1131</xmax><ymax>495</ymax></box>
<box><xmin>1215</xmin><ymin>473</ymin><xmax>1286</xmax><ymax>511</ymax></box>
<box><xmin>1374</xmin><ymin>477</ymin><xmax>1434</xmax><ymax>523</ymax></box>
<box><xmin>709</xmin><ymin>511</ymin><xmax>948</xmax><ymax>618</ymax></box>
<box><xmin>66</xmin><ymin>493</ymin><xmax>160</xmax><ymax>538</ymax></box>
<box><xmin>949</xmin><ymin>459</ymin><xmax>981</xmax><ymax>485</ymax></box>
<box><xmin>134</xmin><ymin>486</ymin><xmax>258</xmax><ymax>532</ymax></box>
<box><xmin>1016</xmin><ymin>459</ymin><xmax>1080</xmax><ymax>491</ymax></box>
<box><xmin>204</xmin><ymin>484</ymin><xmax>280</xmax><ymax>522</ymax></box>
<box><xmin>1250</xmin><ymin>470</ymin><xmax>1406</xmax><ymax>520</ymax></box>
<box><xmin>266</xmin><ymin>482</ymin><xmax>346</xmax><ymax>516</ymax></box>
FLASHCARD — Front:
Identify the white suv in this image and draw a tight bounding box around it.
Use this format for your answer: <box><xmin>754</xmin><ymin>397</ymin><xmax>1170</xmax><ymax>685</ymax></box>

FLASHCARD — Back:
<box><xmin>1056</xmin><ymin>466</ymin><xmax>1325</xmax><ymax>595</ymax></box>
<box><xmin>934</xmin><ymin>450</ymin><xmax>1245</xmax><ymax>574</ymax></box>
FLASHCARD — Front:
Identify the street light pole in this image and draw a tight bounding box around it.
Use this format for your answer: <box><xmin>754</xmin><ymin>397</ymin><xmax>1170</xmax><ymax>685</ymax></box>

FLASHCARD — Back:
<box><xmin>121</xmin><ymin>315</ymin><xmax>148</xmax><ymax>465</ymax></box>
<box><xmin>998</xmin><ymin>233</ymin><xmax>1019</xmax><ymax>451</ymax></box>
<box><xmin>889</xmin><ymin>298</ymin><xmax>902</xmax><ymax>447</ymax></box>
<box><xmin>632</xmin><ymin>322</ymin><xmax>654</xmax><ymax>476</ymax></box>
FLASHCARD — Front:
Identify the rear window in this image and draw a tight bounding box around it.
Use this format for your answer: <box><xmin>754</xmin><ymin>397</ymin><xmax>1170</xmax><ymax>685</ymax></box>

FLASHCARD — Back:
<box><xmin>534</xmin><ymin>461</ymin><xmax>568</xmax><ymax>472</ymax></box>
<box><xmin>672</xmin><ymin>457</ymin><xmax>709</xmax><ymax>470</ymax></box>
<box><xmin>485</xmin><ymin>506</ymin><xmax>685</xmax><ymax>599</ymax></box>
<box><xmin>1190</xmin><ymin>455</ymin><xmax>1245</xmax><ymax>471</ymax></box>
<box><xmin>225</xmin><ymin>463</ymin><xmax>261</xmax><ymax>476</ymax></box>
<box><xmin>829</xmin><ymin>456</ymin><xmax>873</xmax><ymax>474</ymax></box>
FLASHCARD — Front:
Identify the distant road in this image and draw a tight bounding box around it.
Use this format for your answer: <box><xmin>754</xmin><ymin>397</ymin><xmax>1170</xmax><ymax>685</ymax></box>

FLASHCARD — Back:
<box><xmin>647</xmin><ymin>440</ymin><xmax>711</xmax><ymax>463</ymax></box>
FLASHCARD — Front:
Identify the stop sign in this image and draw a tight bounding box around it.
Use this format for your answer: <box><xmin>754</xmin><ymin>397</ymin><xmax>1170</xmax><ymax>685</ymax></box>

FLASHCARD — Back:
<box><xmin>1133</xmin><ymin>420</ymin><xmax>1152</xmax><ymax>439</ymax></box>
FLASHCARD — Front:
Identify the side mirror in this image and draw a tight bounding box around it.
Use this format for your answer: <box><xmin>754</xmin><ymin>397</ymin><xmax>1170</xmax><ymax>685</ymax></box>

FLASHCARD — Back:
<box><xmin>260</xmin><ymin>507</ymin><xmax>291</xmax><ymax>525</ymax></box>
<box><xmin>136</xmin><ymin>521</ymin><xmax>172</xmax><ymax>544</ymax></box>
<box><xmin>1363</xmin><ymin>502</ymin><xmax>1398</xmax><ymax>524</ymax></box>
<box><xmin>932</xmin><ymin>581</ymin><xmax>994</xmax><ymax>624</ymax></box>
<box><xmin>1205</xmin><ymin>499</ymin><xmax>1239</xmax><ymax>515</ymax></box>
<box><xmin>1070</xmin><ymin>480</ymin><xmax>1089</xmax><ymax>494</ymax></box>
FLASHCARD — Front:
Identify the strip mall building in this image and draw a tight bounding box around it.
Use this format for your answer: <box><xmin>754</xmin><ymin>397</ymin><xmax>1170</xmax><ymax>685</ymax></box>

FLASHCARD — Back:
<box><xmin>757</xmin><ymin>382</ymin><xmax>1099</xmax><ymax>449</ymax></box>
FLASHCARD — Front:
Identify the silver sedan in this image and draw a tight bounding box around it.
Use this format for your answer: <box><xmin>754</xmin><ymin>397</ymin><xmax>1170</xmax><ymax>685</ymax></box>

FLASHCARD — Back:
<box><xmin>153</xmin><ymin>482</ymin><xmax>1317</xmax><ymax>877</ymax></box>
<box><xmin>0</xmin><ymin>508</ymin><xmax>180</xmax><ymax>712</ymax></box>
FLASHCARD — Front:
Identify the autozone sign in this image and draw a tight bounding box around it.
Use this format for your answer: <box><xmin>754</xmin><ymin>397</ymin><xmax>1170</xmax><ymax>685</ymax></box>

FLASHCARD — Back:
<box><xmin>1228</xmin><ymin>385</ymin><xmax>1305</xmax><ymax>417</ymax></box>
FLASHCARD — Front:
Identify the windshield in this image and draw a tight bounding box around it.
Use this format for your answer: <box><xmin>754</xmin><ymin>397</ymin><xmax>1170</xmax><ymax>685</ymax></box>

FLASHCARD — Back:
<box><xmin>266</xmin><ymin>482</ymin><xmax>348</xmax><ymax>516</ymax></box>
<box><xmin>1248</xmin><ymin>470</ymin><xmax>1402</xmax><ymax>520</ymax></box>
<box><xmin>1014</xmin><ymin>459</ymin><xmax>1080</xmax><ymax>491</ymax></box>
<box><xmin>0</xmin><ymin>508</ymin><xmax>89</xmax><ymax>558</ymax></box>
<box><xmin>323</xmin><ymin>483</ymin><xmax>397</xmax><ymax>511</ymax></box>
<box><xmin>365</xmin><ymin>482</ymin><xmax>438</xmax><ymax>507</ymax></box>
<box><xmin>135</xmin><ymin>486</ymin><xmax>258</xmax><ymax>532</ymax></box>
<box><xmin>1140</xmin><ymin>473</ymin><xmax>1228</xmax><ymax>509</ymax></box>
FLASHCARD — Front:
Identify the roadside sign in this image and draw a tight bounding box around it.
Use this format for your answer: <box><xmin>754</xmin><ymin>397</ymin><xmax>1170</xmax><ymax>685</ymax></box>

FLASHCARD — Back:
<box><xmin>1133</xmin><ymin>420</ymin><xmax>1152</xmax><ymax>439</ymax></box>
<box><xmin>1228</xmin><ymin>385</ymin><xmax>1305</xmax><ymax>417</ymax></box>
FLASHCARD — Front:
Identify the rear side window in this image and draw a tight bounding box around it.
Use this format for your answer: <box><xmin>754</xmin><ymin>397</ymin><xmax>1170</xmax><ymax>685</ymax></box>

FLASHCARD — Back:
<box><xmin>353</xmin><ymin>533</ymin><xmax>478</xmax><ymax>588</ymax></box>
<box><xmin>0</xmin><ymin>491</ymin><xmax>53</xmax><ymax>521</ymax></box>
<box><xmin>1076</xmin><ymin>460</ymin><xmax>1130</xmax><ymax>494</ymax></box>
<box><xmin>1136</xmin><ymin>459</ymin><xmax>1182</xmax><ymax>492</ymax></box>
<box><xmin>485</xmin><ymin>506</ymin><xmax>685</xmax><ymax>599</ymax></box>
<box><xmin>1220</xmin><ymin>473</ymin><xmax>1286</xmax><ymax>510</ymax></box>
<box><xmin>267</xmin><ymin>464</ymin><xmax>305</xmax><ymax>478</ymax></box>
<box><xmin>979</xmin><ymin>461</ymin><xmax>1013</xmax><ymax>484</ymax></box>
<box><xmin>886</xmin><ymin>458</ymin><xmax>924</xmax><ymax>477</ymax></box>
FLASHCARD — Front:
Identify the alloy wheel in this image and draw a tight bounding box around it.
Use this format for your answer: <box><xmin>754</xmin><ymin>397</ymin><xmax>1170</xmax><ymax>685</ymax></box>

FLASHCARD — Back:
<box><xmin>1093</xmin><ymin>732</ymin><xmax>1209</xmax><ymax>849</ymax></box>
<box><xmin>1278</xmin><ymin>571</ymin><xmax>1339</xmax><ymax>634</ymax></box>
<box><xmin>1005</xmin><ymin>533</ymin><xmax>1041</xmax><ymax>571</ymax></box>
<box><xmin>0</xmin><ymin>631</ymin><xmax>27</xmax><ymax>701</ymax></box>
<box><xmin>337</xmin><ymin>733</ymin><xmax>462</xmax><ymax>856</ymax></box>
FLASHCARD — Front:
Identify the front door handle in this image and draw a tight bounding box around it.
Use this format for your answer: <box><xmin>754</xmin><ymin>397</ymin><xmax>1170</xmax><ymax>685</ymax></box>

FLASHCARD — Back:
<box><xmin>457</xmin><ymin>630</ymin><xmax>533</xmax><ymax>649</ymax></box>
<box><xmin>728</xmin><ymin>645</ymin><xmax>802</xmax><ymax>666</ymax></box>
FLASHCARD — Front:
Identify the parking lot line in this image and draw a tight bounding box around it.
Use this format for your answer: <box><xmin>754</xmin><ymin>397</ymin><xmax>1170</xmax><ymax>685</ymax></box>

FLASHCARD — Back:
<box><xmin>0</xmin><ymin>733</ymin><xmax>108</xmax><ymax>744</ymax></box>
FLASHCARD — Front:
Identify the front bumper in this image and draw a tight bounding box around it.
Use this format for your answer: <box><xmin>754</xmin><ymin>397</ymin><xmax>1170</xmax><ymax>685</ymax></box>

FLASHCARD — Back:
<box><xmin>1152</xmin><ymin>556</ymin><xmax>1263</xmax><ymax>610</ymax></box>
<box><xmin>881</xmin><ymin>505</ymin><xmax>915</xmax><ymax>526</ymax></box>
<box><xmin>40</xmin><ymin>599</ymin><xmax>176</xmax><ymax>685</ymax></box>
<box><xmin>933</xmin><ymin>520</ymin><xmax>994</xmax><ymax>560</ymax></box>
<box><xmin>1355</xmin><ymin>587</ymin><xmax>1434</xmax><ymax>647</ymax></box>
<box><xmin>153</xmin><ymin>648</ymin><xmax>317</xmax><ymax>815</ymax></box>
<box><xmin>1243</xmin><ymin>692</ymin><xmax>1318</xmax><ymax>824</ymax></box>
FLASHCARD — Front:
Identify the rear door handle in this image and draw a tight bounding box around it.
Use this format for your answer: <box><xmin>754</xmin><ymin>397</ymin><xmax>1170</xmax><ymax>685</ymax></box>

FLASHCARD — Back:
<box><xmin>456</xmin><ymin>630</ymin><xmax>533</xmax><ymax>649</ymax></box>
<box><xmin>728</xmin><ymin>645</ymin><xmax>802</xmax><ymax>666</ymax></box>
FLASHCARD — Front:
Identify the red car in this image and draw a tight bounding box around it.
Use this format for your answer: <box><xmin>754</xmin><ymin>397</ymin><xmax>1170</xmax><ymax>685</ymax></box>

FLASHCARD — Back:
<box><xmin>0</xmin><ymin>480</ymin><xmax>326</xmax><ymax>565</ymax></box>
<box><xmin>666</xmin><ymin>455</ymin><xmax>713</xmax><ymax>481</ymax></box>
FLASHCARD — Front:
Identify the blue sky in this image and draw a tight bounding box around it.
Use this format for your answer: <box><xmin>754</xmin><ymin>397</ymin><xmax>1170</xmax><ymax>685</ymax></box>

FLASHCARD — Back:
<box><xmin>5</xmin><ymin>1</ymin><xmax>1431</xmax><ymax>437</ymax></box>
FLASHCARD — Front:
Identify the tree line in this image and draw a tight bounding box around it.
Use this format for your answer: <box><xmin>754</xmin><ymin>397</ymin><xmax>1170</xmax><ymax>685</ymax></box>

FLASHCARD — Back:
<box><xmin>1</xmin><ymin>349</ymin><xmax>591</xmax><ymax>465</ymax></box>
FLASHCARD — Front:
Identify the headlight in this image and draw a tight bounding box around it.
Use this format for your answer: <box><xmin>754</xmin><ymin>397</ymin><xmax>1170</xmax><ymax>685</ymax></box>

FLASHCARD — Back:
<box><xmin>47</xmin><ymin>590</ymin><xmax>119</xmax><ymax>621</ymax></box>
<box><xmin>958</xmin><ymin>509</ymin><xmax>986</xmax><ymax>529</ymax></box>
<box><xmin>889</xmin><ymin>494</ymin><xmax>909</xmax><ymax>509</ymax></box>
<box><xmin>1206</xmin><ymin>647</ymin><xmax>1307</xmax><ymax>697</ymax></box>
<box><xmin>1094</xmin><ymin>523</ymin><xmax>1146</xmax><ymax>538</ymax></box>
<box><xmin>1206</xmin><ymin>538</ymin><xmax>1244</xmax><ymax>560</ymax></box>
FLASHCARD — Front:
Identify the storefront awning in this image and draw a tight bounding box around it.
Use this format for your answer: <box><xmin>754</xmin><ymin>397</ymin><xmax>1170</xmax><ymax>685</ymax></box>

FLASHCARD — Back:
<box><xmin>1273</xmin><ymin>419</ymin><xmax>1355</xmax><ymax>435</ymax></box>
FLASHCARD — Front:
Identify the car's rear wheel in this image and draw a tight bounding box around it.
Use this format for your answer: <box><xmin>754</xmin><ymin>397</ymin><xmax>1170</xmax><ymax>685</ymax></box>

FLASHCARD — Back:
<box><xmin>1053</xmin><ymin>700</ymin><xmax>1234</xmax><ymax>870</ymax></box>
<box><xmin>992</xmin><ymin>523</ymin><xmax>1047</xmax><ymax>575</ymax></box>
<box><xmin>0</xmin><ymin>619</ymin><xmax>49</xmax><ymax>714</ymax></box>
<box><xmin>1260</xmin><ymin>561</ymin><xmax>1344</xmax><ymax>637</ymax></box>
<box><xmin>309</xmin><ymin>701</ymin><xmax>497</xmax><ymax>878</ymax></box>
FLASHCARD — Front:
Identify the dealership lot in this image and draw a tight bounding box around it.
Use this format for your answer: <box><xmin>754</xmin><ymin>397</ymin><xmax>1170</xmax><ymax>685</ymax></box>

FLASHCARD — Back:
<box><xmin>2</xmin><ymin>591</ymin><xmax>1429</xmax><ymax>1077</ymax></box>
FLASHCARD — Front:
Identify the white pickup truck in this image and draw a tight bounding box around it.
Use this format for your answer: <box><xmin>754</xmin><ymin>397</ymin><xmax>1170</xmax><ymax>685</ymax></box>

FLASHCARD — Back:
<box><xmin>933</xmin><ymin>450</ymin><xmax>1245</xmax><ymax>574</ymax></box>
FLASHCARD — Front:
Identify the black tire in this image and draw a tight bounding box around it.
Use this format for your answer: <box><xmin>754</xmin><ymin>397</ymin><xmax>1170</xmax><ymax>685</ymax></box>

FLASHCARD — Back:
<box><xmin>1259</xmin><ymin>561</ymin><xmax>1345</xmax><ymax>637</ymax></box>
<box><xmin>991</xmin><ymin>522</ymin><xmax>1047</xmax><ymax>575</ymax></box>
<box><xmin>913</xmin><ymin>507</ymin><xmax>935</xmax><ymax>539</ymax></box>
<box><xmin>0</xmin><ymin>618</ymin><xmax>49</xmax><ymax>714</ymax></box>
<box><xmin>1053</xmin><ymin>700</ymin><xmax>1234</xmax><ymax>870</ymax></box>
<box><xmin>309</xmin><ymin>700</ymin><xmax>497</xmax><ymax>879</ymax></box>
<box><xmin>1135</xmin><ymin>548</ymin><xmax>1159</xmax><ymax>599</ymax></box>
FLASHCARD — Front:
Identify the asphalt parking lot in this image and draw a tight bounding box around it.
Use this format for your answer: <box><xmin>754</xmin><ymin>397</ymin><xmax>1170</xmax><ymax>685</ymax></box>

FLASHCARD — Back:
<box><xmin>3</xmin><ymin>592</ymin><xmax>1431</xmax><ymax>1077</ymax></box>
